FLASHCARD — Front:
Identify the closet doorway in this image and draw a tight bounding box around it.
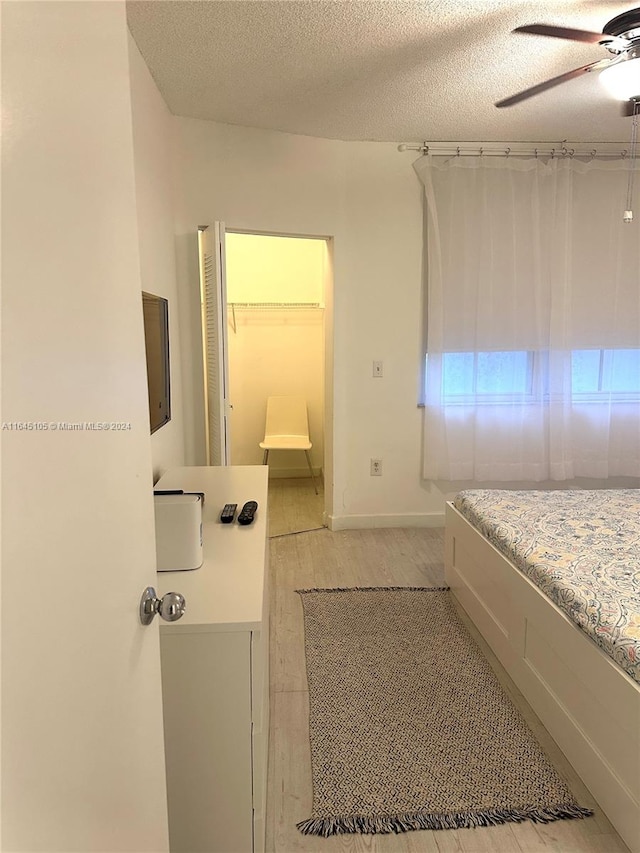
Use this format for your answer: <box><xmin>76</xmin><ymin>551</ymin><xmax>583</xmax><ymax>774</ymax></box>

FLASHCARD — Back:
<box><xmin>224</xmin><ymin>231</ymin><xmax>332</xmax><ymax>536</ymax></box>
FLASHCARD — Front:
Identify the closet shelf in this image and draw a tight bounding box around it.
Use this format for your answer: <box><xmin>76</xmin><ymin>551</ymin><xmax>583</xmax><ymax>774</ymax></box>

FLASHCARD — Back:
<box><xmin>227</xmin><ymin>301</ymin><xmax>323</xmax><ymax>333</ymax></box>
<box><xmin>228</xmin><ymin>302</ymin><xmax>323</xmax><ymax>309</ymax></box>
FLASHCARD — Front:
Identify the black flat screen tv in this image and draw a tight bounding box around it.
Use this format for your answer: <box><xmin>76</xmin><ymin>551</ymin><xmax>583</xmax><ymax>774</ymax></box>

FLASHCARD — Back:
<box><xmin>142</xmin><ymin>292</ymin><xmax>171</xmax><ymax>434</ymax></box>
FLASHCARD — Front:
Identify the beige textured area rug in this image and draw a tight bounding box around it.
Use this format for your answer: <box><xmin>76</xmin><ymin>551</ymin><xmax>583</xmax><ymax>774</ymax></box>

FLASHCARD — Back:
<box><xmin>297</xmin><ymin>587</ymin><xmax>593</xmax><ymax>837</ymax></box>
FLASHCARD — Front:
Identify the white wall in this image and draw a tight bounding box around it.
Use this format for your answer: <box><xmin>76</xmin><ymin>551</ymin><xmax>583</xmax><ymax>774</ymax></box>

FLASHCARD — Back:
<box><xmin>225</xmin><ymin>232</ymin><xmax>325</xmax><ymax>303</ymax></box>
<box><xmin>128</xmin><ymin>36</ymin><xmax>186</xmax><ymax>481</ymax></box>
<box><xmin>172</xmin><ymin>119</ymin><xmax>444</xmax><ymax>527</ymax></box>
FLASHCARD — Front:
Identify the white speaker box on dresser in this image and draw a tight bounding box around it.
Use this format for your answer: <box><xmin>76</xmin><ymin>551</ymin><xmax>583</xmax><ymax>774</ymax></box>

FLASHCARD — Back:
<box><xmin>154</xmin><ymin>492</ymin><xmax>203</xmax><ymax>572</ymax></box>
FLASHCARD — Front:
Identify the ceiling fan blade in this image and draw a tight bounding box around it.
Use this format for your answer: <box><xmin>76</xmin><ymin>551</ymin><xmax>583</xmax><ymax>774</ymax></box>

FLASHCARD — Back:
<box><xmin>514</xmin><ymin>24</ymin><xmax>604</xmax><ymax>43</ymax></box>
<box><xmin>495</xmin><ymin>60</ymin><xmax>606</xmax><ymax>108</ymax></box>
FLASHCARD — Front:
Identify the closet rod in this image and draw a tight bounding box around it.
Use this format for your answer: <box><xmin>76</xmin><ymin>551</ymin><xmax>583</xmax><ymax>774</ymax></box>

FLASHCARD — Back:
<box><xmin>397</xmin><ymin>143</ymin><xmax>630</xmax><ymax>159</ymax></box>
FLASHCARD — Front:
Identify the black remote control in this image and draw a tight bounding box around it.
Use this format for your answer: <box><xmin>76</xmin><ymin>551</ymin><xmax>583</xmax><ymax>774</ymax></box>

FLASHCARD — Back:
<box><xmin>220</xmin><ymin>503</ymin><xmax>237</xmax><ymax>523</ymax></box>
<box><xmin>237</xmin><ymin>500</ymin><xmax>258</xmax><ymax>525</ymax></box>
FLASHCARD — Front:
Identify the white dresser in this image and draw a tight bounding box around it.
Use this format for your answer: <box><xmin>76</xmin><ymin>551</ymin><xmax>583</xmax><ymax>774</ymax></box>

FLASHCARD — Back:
<box><xmin>155</xmin><ymin>465</ymin><xmax>269</xmax><ymax>853</ymax></box>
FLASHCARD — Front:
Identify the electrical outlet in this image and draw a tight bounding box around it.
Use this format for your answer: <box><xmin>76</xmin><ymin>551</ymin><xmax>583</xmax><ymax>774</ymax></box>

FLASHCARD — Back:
<box><xmin>370</xmin><ymin>458</ymin><xmax>382</xmax><ymax>476</ymax></box>
<box><xmin>373</xmin><ymin>360</ymin><xmax>383</xmax><ymax>378</ymax></box>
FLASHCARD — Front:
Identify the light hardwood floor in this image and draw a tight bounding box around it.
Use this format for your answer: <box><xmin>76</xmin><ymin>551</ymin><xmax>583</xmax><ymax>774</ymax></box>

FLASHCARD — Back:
<box><xmin>265</xmin><ymin>510</ymin><xmax>630</xmax><ymax>852</ymax></box>
<box><xmin>268</xmin><ymin>477</ymin><xmax>325</xmax><ymax>538</ymax></box>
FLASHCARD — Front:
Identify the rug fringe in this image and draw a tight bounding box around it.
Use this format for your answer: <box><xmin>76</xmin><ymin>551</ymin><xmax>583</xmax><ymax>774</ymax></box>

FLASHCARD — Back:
<box><xmin>296</xmin><ymin>586</ymin><xmax>450</xmax><ymax>594</ymax></box>
<box><xmin>296</xmin><ymin>804</ymin><xmax>594</xmax><ymax>836</ymax></box>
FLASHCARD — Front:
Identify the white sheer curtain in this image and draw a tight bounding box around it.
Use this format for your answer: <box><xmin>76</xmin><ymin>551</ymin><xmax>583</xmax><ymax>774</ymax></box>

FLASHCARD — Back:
<box><xmin>414</xmin><ymin>155</ymin><xmax>640</xmax><ymax>482</ymax></box>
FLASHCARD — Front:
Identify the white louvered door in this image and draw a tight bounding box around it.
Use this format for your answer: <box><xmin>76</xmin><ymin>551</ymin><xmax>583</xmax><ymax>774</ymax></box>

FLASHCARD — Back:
<box><xmin>198</xmin><ymin>223</ymin><xmax>230</xmax><ymax>465</ymax></box>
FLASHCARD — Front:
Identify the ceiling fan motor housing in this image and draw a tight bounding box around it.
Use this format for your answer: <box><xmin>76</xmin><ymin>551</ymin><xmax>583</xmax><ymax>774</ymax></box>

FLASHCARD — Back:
<box><xmin>603</xmin><ymin>8</ymin><xmax>640</xmax><ymax>39</ymax></box>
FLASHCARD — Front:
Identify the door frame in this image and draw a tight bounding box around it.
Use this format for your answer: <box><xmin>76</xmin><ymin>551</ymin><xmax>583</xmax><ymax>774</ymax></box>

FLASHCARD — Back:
<box><xmin>223</xmin><ymin>227</ymin><xmax>334</xmax><ymax>524</ymax></box>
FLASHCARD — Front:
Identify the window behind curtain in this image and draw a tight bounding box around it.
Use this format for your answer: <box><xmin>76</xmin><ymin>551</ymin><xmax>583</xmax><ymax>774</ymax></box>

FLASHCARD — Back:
<box><xmin>414</xmin><ymin>155</ymin><xmax>640</xmax><ymax>482</ymax></box>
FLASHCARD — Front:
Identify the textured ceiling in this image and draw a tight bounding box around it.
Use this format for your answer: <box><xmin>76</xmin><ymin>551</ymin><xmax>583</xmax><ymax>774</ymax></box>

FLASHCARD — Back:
<box><xmin>126</xmin><ymin>0</ymin><xmax>635</xmax><ymax>143</ymax></box>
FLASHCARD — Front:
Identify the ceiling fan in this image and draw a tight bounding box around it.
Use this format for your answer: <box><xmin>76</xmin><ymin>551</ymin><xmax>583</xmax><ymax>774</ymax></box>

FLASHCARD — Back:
<box><xmin>496</xmin><ymin>7</ymin><xmax>640</xmax><ymax>111</ymax></box>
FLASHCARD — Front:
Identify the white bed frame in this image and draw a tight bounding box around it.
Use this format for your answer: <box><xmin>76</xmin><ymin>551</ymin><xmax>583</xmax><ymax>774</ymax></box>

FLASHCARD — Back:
<box><xmin>445</xmin><ymin>502</ymin><xmax>640</xmax><ymax>853</ymax></box>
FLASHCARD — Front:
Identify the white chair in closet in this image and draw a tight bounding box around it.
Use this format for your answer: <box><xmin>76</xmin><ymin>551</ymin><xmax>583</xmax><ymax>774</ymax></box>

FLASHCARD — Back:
<box><xmin>259</xmin><ymin>396</ymin><xmax>318</xmax><ymax>494</ymax></box>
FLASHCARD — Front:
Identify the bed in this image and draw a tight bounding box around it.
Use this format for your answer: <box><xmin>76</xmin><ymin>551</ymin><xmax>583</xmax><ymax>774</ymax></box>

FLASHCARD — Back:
<box><xmin>445</xmin><ymin>489</ymin><xmax>640</xmax><ymax>853</ymax></box>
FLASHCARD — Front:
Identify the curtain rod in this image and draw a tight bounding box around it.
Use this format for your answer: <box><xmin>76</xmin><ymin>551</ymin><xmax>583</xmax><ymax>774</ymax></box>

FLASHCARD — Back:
<box><xmin>397</xmin><ymin>143</ymin><xmax>630</xmax><ymax>159</ymax></box>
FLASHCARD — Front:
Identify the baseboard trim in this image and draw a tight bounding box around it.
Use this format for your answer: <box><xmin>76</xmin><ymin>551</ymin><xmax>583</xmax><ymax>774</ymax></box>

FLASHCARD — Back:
<box><xmin>268</xmin><ymin>467</ymin><xmax>323</xmax><ymax>480</ymax></box>
<box><xmin>327</xmin><ymin>512</ymin><xmax>445</xmax><ymax>531</ymax></box>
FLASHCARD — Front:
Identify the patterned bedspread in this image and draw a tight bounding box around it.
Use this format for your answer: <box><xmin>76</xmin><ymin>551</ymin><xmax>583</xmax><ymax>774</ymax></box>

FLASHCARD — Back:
<box><xmin>453</xmin><ymin>489</ymin><xmax>640</xmax><ymax>685</ymax></box>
